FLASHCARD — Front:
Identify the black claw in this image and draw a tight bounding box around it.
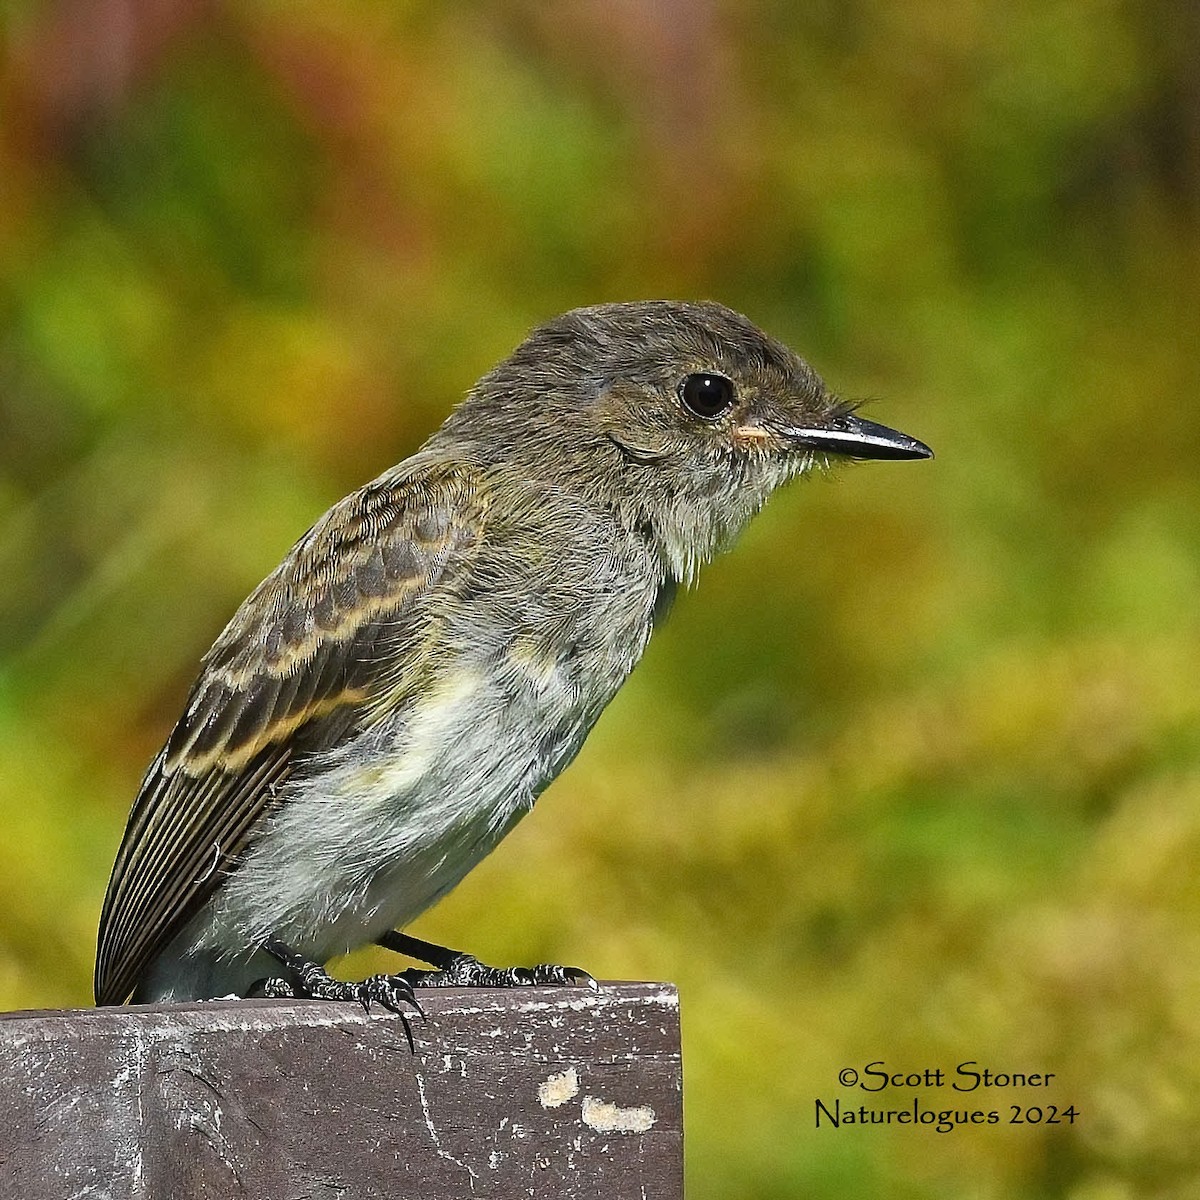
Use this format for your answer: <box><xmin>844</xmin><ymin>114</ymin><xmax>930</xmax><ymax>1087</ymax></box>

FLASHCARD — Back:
<box><xmin>386</xmin><ymin>992</ymin><xmax>414</xmax><ymax>1018</ymax></box>
<box><xmin>568</xmin><ymin>967</ymin><xmax>595</xmax><ymax>989</ymax></box>
<box><xmin>398</xmin><ymin>1012</ymin><xmax>416</xmax><ymax>1055</ymax></box>
<box><xmin>557</xmin><ymin>966</ymin><xmax>598</xmax><ymax>990</ymax></box>
<box><xmin>357</xmin><ymin>973</ymin><xmax>426</xmax><ymax>1018</ymax></box>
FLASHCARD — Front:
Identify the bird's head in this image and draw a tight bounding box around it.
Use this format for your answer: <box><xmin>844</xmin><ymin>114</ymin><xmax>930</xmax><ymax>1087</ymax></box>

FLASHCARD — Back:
<box><xmin>446</xmin><ymin>300</ymin><xmax>932</xmax><ymax>582</ymax></box>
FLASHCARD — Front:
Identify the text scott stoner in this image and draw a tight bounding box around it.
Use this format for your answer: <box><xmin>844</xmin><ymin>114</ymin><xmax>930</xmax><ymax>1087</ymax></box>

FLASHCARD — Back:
<box><xmin>847</xmin><ymin>1062</ymin><xmax>1056</xmax><ymax>1092</ymax></box>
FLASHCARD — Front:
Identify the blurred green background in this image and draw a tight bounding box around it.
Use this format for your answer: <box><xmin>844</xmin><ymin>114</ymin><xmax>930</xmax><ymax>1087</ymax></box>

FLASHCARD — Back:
<box><xmin>2</xmin><ymin>1</ymin><xmax>1198</xmax><ymax>1196</ymax></box>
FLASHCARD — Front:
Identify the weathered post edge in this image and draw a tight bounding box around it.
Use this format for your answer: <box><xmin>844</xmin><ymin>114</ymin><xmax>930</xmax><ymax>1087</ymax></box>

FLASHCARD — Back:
<box><xmin>0</xmin><ymin>981</ymin><xmax>682</xmax><ymax>1199</ymax></box>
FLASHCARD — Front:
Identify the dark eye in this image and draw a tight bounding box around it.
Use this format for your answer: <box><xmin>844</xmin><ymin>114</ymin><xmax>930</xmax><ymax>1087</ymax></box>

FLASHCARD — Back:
<box><xmin>679</xmin><ymin>373</ymin><xmax>735</xmax><ymax>419</ymax></box>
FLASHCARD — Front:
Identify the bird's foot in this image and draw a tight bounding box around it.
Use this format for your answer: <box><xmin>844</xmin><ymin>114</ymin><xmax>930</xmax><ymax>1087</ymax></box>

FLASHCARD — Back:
<box><xmin>402</xmin><ymin>953</ymin><xmax>595</xmax><ymax>989</ymax></box>
<box><xmin>374</xmin><ymin>931</ymin><xmax>595</xmax><ymax>990</ymax></box>
<box><xmin>256</xmin><ymin>937</ymin><xmax>424</xmax><ymax>1017</ymax></box>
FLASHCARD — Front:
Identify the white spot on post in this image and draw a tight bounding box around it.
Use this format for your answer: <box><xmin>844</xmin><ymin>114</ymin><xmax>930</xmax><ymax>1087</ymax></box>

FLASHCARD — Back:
<box><xmin>537</xmin><ymin>1067</ymin><xmax>580</xmax><ymax>1109</ymax></box>
<box><xmin>581</xmin><ymin>1095</ymin><xmax>656</xmax><ymax>1134</ymax></box>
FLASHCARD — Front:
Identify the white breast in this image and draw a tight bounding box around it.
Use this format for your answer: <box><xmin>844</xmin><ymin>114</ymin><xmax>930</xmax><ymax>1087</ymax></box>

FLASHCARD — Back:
<box><xmin>193</xmin><ymin>649</ymin><xmax>613</xmax><ymax>966</ymax></box>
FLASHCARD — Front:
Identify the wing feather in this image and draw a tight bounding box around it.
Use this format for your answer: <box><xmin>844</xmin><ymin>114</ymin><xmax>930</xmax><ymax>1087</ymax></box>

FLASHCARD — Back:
<box><xmin>95</xmin><ymin>458</ymin><xmax>486</xmax><ymax>1004</ymax></box>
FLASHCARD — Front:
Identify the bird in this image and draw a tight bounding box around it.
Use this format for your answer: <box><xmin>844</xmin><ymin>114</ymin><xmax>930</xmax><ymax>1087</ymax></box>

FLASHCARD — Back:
<box><xmin>94</xmin><ymin>299</ymin><xmax>932</xmax><ymax>1010</ymax></box>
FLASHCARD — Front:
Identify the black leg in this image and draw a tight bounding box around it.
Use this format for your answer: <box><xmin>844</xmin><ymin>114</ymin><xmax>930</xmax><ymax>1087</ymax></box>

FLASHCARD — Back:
<box><xmin>374</xmin><ymin>930</ymin><xmax>596</xmax><ymax>990</ymax></box>
<box><xmin>375</xmin><ymin>930</ymin><xmax>464</xmax><ymax>969</ymax></box>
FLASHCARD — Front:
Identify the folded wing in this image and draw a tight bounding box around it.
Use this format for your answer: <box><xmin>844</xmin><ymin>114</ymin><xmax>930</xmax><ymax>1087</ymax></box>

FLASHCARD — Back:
<box><xmin>94</xmin><ymin>457</ymin><xmax>487</xmax><ymax>1005</ymax></box>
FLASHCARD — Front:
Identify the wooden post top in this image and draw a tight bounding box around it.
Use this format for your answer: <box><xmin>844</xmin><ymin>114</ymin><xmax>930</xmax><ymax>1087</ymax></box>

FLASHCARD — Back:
<box><xmin>0</xmin><ymin>982</ymin><xmax>682</xmax><ymax>1199</ymax></box>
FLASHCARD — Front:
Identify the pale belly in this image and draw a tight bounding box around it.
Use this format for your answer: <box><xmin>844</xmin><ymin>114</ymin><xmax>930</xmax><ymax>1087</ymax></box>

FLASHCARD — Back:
<box><xmin>189</xmin><ymin>651</ymin><xmax>623</xmax><ymax>970</ymax></box>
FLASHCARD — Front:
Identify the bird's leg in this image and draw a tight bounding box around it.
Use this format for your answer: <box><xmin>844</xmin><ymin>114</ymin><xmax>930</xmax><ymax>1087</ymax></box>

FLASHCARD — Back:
<box><xmin>375</xmin><ymin>929</ymin><xmax>595</xmax><ymax>990</ymax></box>
<box><xmin>252</xmin><ymin>936</ymin><xmax>425</xmax><ymax>1018</ymax></box>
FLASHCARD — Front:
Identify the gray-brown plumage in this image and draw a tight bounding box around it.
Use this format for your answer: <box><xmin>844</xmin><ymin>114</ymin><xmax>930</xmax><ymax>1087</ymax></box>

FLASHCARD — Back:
<box><xmin>96</xmin><ymin>464</ymin><xmax>483</xmax><ymax>1005</ymax></box>
<box><xmin>95</xmin><ymin>300</ymin><xmax>931</xmax><ymax>1007</ymax></box>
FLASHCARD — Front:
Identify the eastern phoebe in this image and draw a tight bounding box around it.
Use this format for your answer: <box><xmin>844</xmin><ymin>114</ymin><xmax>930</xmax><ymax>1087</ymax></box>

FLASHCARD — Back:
<box><xmin>95</xmin><ymin>300</ymin><xmax>932</xmax><ymax>1010</ymax></box>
